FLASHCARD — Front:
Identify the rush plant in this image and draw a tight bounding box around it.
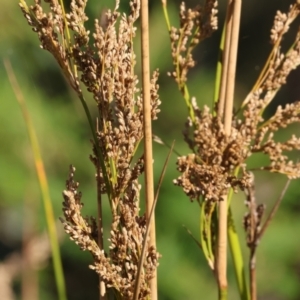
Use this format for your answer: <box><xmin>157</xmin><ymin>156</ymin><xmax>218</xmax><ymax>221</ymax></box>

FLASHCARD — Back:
<box><xmin>18</xmin><ymin>0</ymin><xmax>300</xmax><ymax>300</ymax></box>
<box><xmin>163</xmin><ymin>1</ymin><xmax>300</xmax><ymax>299</ymax></box>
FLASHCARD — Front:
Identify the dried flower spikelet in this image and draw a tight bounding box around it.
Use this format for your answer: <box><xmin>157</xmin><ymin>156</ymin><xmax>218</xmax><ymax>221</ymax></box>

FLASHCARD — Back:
<box><xmin>203</xmin><ymin>0</ymin><xmax>218</xmax><ymax>34</ymax></box>
<box><xmin>175</xmin><ymin>90</ymin><xmax>300</xmax><ymax>202</ymax></box>
<box><xmin>264</xmin><ymin>42</ymin><xmax>300</xmax><ymax>92</ymax></box>
<box><xmin>171</xmin><ymin>4</ymin><xmax>300</xmax><ymax>263</ymax></box>
<box><xmin>168</xmin><ymin>1</ymin><xmax>218</xmax><ymax>85</ymax></box>
<box><xmin>61</xmin><ymin>166</ymin><xmax>99</xmax><ymax>251</ymax></box>
<box><xmin>66</xmin><ymin>0</ymin><xmax>90</xmax><ymax>46</ymax></box>
<box><xmin>174</xmin><ymin>104</ymin><xmax>253</xmax><ymax>202</ymax></box>
<box><xmin>20</xmin><ymin>0</ymin><xmax>160</xmax><ymax>297</ymax></box>
<box><xmin>270</xmin><ymin>10</ymin><xmax>288</xmax><ymax>44</ymax></box>
<box><xmin>61</xmin><ymin>166</ymin><xmax>159</xmax><ymax>299</ymax></box>
<box><xmin>84</xmin><ymin>0</ymin><xmax>161</xmax><ymax>196</ymax></box>
<box><xmin>270</xmin><ymin>4</ymin><xmax>300</xmax><ymax>44</ymax></box>
<box><xmin>265</xmin><ymin>101</ymin><xmax>300</xmax><ymax>132</ymax></box>
<box><xmin>19</xmin><ymin>1</ymin><xmax>79</xmax><ymax>90</ymax></box>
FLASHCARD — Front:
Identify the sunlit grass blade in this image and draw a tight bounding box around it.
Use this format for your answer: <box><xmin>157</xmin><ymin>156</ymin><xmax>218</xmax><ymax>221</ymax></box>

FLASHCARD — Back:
<box><xmin>4</xmin><ymin>58</ymin><xmax>67</xmax><ymax>300</ymax></box>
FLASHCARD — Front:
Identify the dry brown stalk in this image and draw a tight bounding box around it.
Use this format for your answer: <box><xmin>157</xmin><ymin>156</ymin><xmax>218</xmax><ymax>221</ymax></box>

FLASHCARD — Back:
<box><xmin>140</xmin><ymin>0</ymin><xmax>157</xmax><ymax>298</ymax></box>
<box><xmin>216</xmin><ymin>0</ymin><xmax>242</xmax><ymax>295</ymax></box>
<box><xmin>243</xmin><ymin>178</ymin><xmax>291</xmax><ymax>300</ymax></box>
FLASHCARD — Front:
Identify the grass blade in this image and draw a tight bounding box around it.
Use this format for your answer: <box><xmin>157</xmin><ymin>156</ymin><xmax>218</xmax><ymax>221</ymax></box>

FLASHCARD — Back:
<box><xmin>4</xmin><ymin>58</ymin><xmax>67</xmax><ymax>300</ymax></box>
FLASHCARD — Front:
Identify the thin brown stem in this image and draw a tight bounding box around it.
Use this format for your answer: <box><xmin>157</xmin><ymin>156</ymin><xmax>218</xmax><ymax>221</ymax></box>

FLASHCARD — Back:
<box><xmin>133</xmin><ymin>142</ymin><xmax>174</xmax><ymax>300</ymax></box>
<box><xmin>140</xmin><ymin>0</ymin><xmax>157</xmax><ymax>299</ymax></box>
<box><xmin>97</xmin><ymin>169</ymin><xmax>107</xmax><ymax>300</ymax></box>
<box><xmin>224</xmin><ymin>0</ymin><xmax>241</xmax><ymax>133</ymax></box>
<box><xmin>258</xmin><ymin>179</ymin><xmax>291</xmax><ymax>242</ymax></box>
<box><xmin>247</xmin><ymin>182</ymin><xmax>257</xmax><ymax>300</ymax></box>
<box><xmin>217</xmin><ymin>0</ymin><xmax>242</xmax><ymax>298</ymax></box>
<box><xmin>217</xmin><ymin>0</ymin><xmax>233</xmax><ymax>119</ymax></box>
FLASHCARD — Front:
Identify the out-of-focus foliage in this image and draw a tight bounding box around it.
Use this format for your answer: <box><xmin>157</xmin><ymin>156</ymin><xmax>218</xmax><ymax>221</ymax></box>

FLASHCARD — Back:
<box><xmin>1</xmin><ymin>0</ymin><xmax>300</xmax><ymax>299</ymax></box>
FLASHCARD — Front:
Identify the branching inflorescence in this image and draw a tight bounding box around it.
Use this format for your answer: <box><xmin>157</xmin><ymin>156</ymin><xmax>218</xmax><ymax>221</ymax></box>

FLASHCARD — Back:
<box><xmin>19</xmin><ymin>0</ymin><xmax>300</xmax><ymax>298</ymax></box>
<box><xmin>19</xmin><ymin>0</ymin><xmax>161</xmax><ymax>299</ymax></box>
<box><xmin>62</xmin><ymin>166</ymin><xmax>158</xmax><ymax>299</ymax></box>
<box><xmin>169</xmin><ymin>1</ymin><xmax>300</xmax><ymax>203</ymax></box>
<box><xmin>168</xmin><ymin>0</ymin><xmax>300</xmax><ymax>285</ymax></box>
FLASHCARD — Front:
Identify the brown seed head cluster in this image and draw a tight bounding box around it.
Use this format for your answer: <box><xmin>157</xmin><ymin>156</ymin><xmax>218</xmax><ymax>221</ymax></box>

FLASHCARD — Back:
<box><xmin>168</xmin><ymin>1</ymin><xmax>218</xmax><ymax>86</ymax></box>
<box><xmin>270</xmin><ymin>5</ymin><xmax>300</xmax><ymax>44</ymax></box>
<box><xmin>61</xmin><ymin>166</ymin><xmax>159</xmax><ymax>299</ymax></box>
<box><xmin>174</xmin><ymin>103</ymin><xmax>252</xmax><ymax>202</ymax></box>
<box><xmin>174</xmin><ymin>92</ymin><xmax>300</xmax><ymax>202</ymax></box>
<box><xmin>20</xmin><ymin>0</ymin><xmax>160</xmax><ymax>298</ymax></box>
<box><xmin>173</xmin><ymin>2</ymin><xmax>300</xmax><ymax>205</ymax></box>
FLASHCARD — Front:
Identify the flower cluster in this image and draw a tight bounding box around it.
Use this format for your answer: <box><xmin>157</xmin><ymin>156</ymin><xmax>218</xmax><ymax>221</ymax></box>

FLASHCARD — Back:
<box><xmin>173</xmin><ymin>2</ymin><xmax>300</xmax><ymax>204</ymax></box>
<box><xmin>61</xmin><ymin>166</ymin><xmax>159</xmax><ymax>299</ymax></box>
<box><xmin>168</xmin><ymin>0</ymin><xmax>218</xmax><ymax>86</ymax></box>
<box><xmin>19</xmin><ymin>0</ymin><xmax>161</xmax><ymax>298</ymax></box>
<box><xmin>174</xmin><ymin>94</ymin><xmax>300</xmax><ymax>202</ymax></box>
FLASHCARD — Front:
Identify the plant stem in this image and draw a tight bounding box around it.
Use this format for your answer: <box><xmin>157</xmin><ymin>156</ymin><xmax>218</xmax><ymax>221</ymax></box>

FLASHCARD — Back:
<box><xmin>228</xmin><ymin>209</ymin><xmax>250</xmax><ymax>300</ymax></box>
<box><xmin>258</xmin><ymin>180</ymin><xmax>291</xmax><ymax>241</ymax></box>
<box><xmin>249</xmin><ymin>249</ymin><xmax>257</xmax><ymax>300</ymax></box>
<box><xmin>140</xmin><ymin>0</ymin><xmax>157</xmax><ymax>299</ymax></box>
<box><xmin>96</xmin><ymin>171</ymin><xmax>107</xmax><ymax>300</ymax></box>
<box><xmin>214</xmin><ymin>25</ymin><xmax>225</xmax><ymax>112</ymax></box>
<box><xmin>217</xmin><ymin>0</ymin><xmax>242</xmax><ymax>298</ymax></box>
<box><xmin>217</xmin><ymin>3</ymin><xmax>232</xmax><ymax>120</ymax></box>
<box><xmin>247</xmin><ymin>180</ymin><xmax>291</xmax><ymax>300</ymax></box>
<box><xmin>4</xmin><ymin>59</ymin><xmax>67</xmax><ymax>300</ymax></box>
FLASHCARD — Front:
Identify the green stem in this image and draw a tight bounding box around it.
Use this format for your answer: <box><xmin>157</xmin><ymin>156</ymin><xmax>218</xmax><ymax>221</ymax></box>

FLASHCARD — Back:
<box><xmin>4</xmin><ymin>59</ymin><xmax>67</xmax><ymax>300</ymax></box>
<box><xmin>213</xmin><ymin>24</ymin><xmax>226</xmax><ymax>112</ymax></box>
<box><xmin>219</xmin><ymin>287</ymin><xmax>227</xmax><ymax>300</ymax></box>
<box><xmin>228</xmin><ymin>208</ymin><xmax>250</xmax><ymax>300</ymax></box>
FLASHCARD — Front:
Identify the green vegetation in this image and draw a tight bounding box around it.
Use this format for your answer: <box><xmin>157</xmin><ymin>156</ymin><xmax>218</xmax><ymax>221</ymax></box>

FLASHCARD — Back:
<box><xmin>1</xmin><ymin>0</ymin><xmax>300</xmax><ymax>299</ymax></box>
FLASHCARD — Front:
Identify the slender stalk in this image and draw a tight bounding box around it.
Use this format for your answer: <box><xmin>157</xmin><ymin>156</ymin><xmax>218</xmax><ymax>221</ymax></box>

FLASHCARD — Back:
<box><xmin>257</xmin><ymin>180</ymin><xmax>291</xmax><ymax>241</ymax></box>
<box><xmin>22</xmin><ymin>195</ymin><xmax>39</xmax><ymax>300</ymax></box>
<box><xmin>224</xmin><ymin>0</ymin><xmax>241</xmax><ymax>131</ymax></box>
<box><xmin>228</xmin><ymin>169</ymin><xmax>249</xmax><ymax>300</ymax></box>
<box><xmin>214</xmin><ymin>25</ymin><xmax>226</xmax><ymax>112</ymax></box>
<box><xmin>215</xmin><ymin>24</ymin><xmax>249</xmax><ymax>300</ymax></box>
<box><xmin>228</xmin><ymin>209</ymin><xmax>250</xmax><ymax>300</ymax></box>
<box><xmin>217</xmin><ymin>0</ymin><xmax>233</xmax><ymax>120</ymax></box>
<box><xmin>216</xmin><ymin>0</ymin><xmax>233</xmax><ymax>295</ymax></box>
<box><xmin>249</xmin><ymin>249</ymin><xmax>256</xmax><ymax>300</ymax></box>
<box><xmin>97</xmin><ymin>170</ymin><xmax>107</xmax><ymax>300</ymax></box>
<box><xmin>217</xmin><ymin>1</ymin><xmax>242</xmax><ymax>298</ymax></box>
<box><xmin>161</xmin><ymin>0</ymin><xmax>170</xmax><ymax>30</ymax></box>
<box><xmin>78</xmin><ymin>93</ymin><xmax>110</xmax><ymax>300</ymax></box>
<box><xmin>133</xmin><ymin>142</ymin><xmax>174</xmax><ymax>300</ymax></box>
<box><xmin>247</xmin><ymin>179</ymin><xmax>291</xmax><ymax>300</ymax></box>
<box><xmin>4</xmin><ymin>59</ymin><xmax>67</xmax><ymax>300</ymax></box>
<box><xmin>140</xmin><ymin>0</ymin><xmax>157</xmax><ymax>299</ymax></box>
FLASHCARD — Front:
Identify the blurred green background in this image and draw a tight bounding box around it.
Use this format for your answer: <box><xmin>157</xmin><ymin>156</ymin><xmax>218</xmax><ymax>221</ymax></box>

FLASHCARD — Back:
<box><xmin>1</xmin><ymin>0</ymin><xmax>300</xmax><ymax>299</ymax></box>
